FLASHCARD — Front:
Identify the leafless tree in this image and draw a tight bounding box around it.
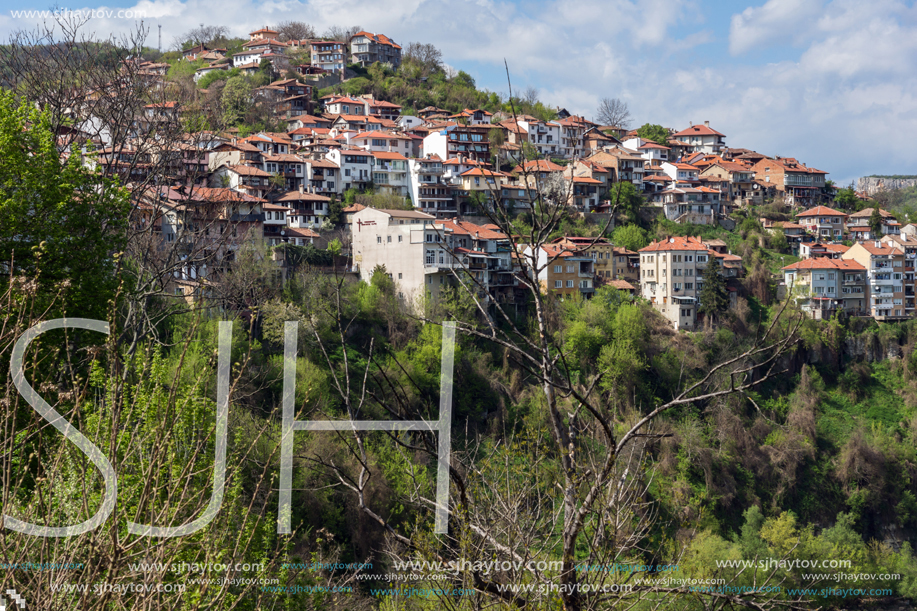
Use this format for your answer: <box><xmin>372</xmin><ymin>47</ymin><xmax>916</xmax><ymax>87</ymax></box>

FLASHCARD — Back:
<box><xmin>321</xmin><ymin>25</ymin><xmax>363</xmax><ymax>42</ymax></box>
<box><xmin>294</xmin><ymin>64</ymin><xmax>809</xmax><ymax>611</ymax></box>
<box><xmin>274</xmin><ymin>20</ymin><xmax>316</xmax><ymax>42</ymax></box>
<box><xmin>174</xmin><ymin>24</ymin><xmax>230</xmax><ymax>50</ymax></box>
<box><xmin>402</xmin><ymin>42</ymin><xmax>443</xmax><ymax>75</ymax></box>
<box><xmin>597</xmin><ymin>97</ymin><xmax>632</xmax><ymax>129</ymax></box>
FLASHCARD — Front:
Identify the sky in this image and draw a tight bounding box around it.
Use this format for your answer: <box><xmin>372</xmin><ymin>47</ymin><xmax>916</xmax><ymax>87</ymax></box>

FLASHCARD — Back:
<box><xmin>2</xmin><ymin>0</ymin><xmax>916</xmax><ymax>185</ymax></box>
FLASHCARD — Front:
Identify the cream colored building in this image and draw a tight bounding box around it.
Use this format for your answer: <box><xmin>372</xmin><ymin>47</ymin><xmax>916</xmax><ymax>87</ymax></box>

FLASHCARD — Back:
<box><xmin>842</xmin><ymin>241</ymin><xmax>907</xmax><ymax>319</ymax></box>
<box><xmin>639</xmin><ymin>236</ymin><xmax>729</xmax><ymax>330</ymax></box>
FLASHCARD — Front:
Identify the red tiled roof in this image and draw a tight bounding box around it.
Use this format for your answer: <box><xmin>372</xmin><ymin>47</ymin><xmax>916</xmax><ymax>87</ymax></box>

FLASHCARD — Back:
<box><xmin>672</xmin><ymin>124</ymin><xmax>725</xmax><ymax>137</ymax></box>
<box><xmin>796</xmin><ymin>205</ymin><xmax>846</xmax><ymax>218</ymax></box>
<box><xmin>639</xmin><ymin>236</ymin><xmax>710</xmax><ymax>252</ymax></box>
<box><xmin>782</xmin><ymin>258</ymin><xmax>865</xmax><ymax>271</ymax></box>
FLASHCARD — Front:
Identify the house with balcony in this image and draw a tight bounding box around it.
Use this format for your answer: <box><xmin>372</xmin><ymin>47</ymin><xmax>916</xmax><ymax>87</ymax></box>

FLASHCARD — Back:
<box><xmin>327</xmin><ymin>148</ymin><xmax>374</xmax><ymax>191</ymax></box>
<box><xmin>526</xmin><ymin>244</ymin><xmax>595</xmax><ymax>298</ymax></box>
<box><xmin>370</xmin><ymin>151</ymin><xmax>410</xmax><ymax>197</ymax></box>
<box><xmin>846</xmin><ymin>207</ymin><xmax>900</xmax><ymax>240</ymax></box>
<box><xmin>799</xmin><ymin>242</ymin><xmax>849</xmax><ymax>259</ymax></box>
<box><xmin>422</xmin><ymin>124</ymin><xmax>492</xmax><ymax>164</ymax></box>
<box><xmin>277</xmin><ymin>186</ymin><xmax>331</xmax><ymax>230</ymax></box>
<box><xmin>349</xmin><ymin>31</ymin><xmax>402</xmax><ymax>68</ymax></box>
<box><xmin>880</xmin><ymin>235</ymin><xmax>917</xmax><ymax>312</ymax></box>
<box><xmin>671</xmin><ymin>122</ymin><xmax>726</xmax><ymax>154</ymax></box>
<box><xmin>657</xmin><ymin>188</ymin><xmax>722</xmax><ymax>225</ymax></box>
<box><xmin>350</xmin><ymin>130</ymin><xmax>413</xmax><ymax>155</ymax></box>
<box><xmin>752</xmin><ymin>157</ymin><xmax>828</xmax><ymax>207</ymax></box>
<box><xmin>661</xmin><ymin>161</ymin><xmax>700</xmax><ymax>187</ymax></box>
<box><xmin>211</xmin><ymin>164</ymin><xmax>275</xmax><ymax>199</ymax></box>
<box><xmin>782</xmin><ymin>258</ymin><xmax>868</xmax><ymax>318</ymax></box>
<box><xmin>549</xmin><ymin>237</ymin><xmax>637</xmax><ymax>284</ymax></box>
<box><xmin>700</xmin><ymin>161</ymin><xmax>759</xmax><ymax>205</ymax></box>
<box><xmin>303</xmin><ymin>158</ymin><xmax>340</xmax><ymax>197</ymax></box>
<box><xmin>555</xmin><ymin>115</ymin><xmax>595</xmax><ymax>158</ymax></box>
<box><xmin>622</xmin><ymin>138</ymin><xmax>671</xmax><ymax>166</ymax></box>
<box><xmin>842</xmin><ymin>241</ymin><xmax>907</xmax><ymax>320</ymax></box>
<box><xmin>262</xmin><ymin>153</ymin><xmax>305</xmax><ymax>191</ymax></box>
<box><xmin>796</xmin><ymin>205</ymin><xmax>847</xmax><ymax>241</ymax></box>
<box><xmin>515</xmin><ymin>116</ymin><xmax>562</xmax><ymax>157</ymax></box>
<box><xmin>323</xmin><ymin>95</ymin><xmax>366</xmax><ymax>115</ymax></box>
<box><xmin>408</xmin><ymin>155</ymin><xmax>456</xmax><ymax>217</ymax></box>
<box><xmin>450</xmin><ymin>108</ymin><xmax>494</xmax><ymax>125</ymax></box>
<box><xmin>310</xmin><ymin>40</ymin><xmax>347</xmax><ymax>72</ymax></box>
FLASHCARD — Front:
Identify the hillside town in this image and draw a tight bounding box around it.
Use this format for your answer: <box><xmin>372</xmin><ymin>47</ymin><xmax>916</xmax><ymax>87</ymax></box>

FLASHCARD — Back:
<box><xmin>60</xmin><ymin>25</ymin><xmax>916</xmax><ymax>332</ymax></box>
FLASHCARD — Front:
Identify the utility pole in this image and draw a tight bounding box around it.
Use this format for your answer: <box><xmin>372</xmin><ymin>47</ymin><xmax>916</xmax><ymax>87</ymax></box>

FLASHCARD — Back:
<box><xmin>158</xmin><ymin>24</ymin><xmax>161</xmax><ymax>53</ymax></box>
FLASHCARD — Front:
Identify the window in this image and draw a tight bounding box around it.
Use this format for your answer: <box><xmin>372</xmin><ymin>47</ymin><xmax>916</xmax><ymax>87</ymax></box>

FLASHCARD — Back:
<box><xmin>398</xmin><ymin>273</ymin><xmax>402</xmax><ymax>279</ymax></box>
<box><xmin>398</xmin><ymin>235</ymin><xmax>402</xmax><ymax>243</ymax></box>
<box><xmin>387</xmin><ymin>235</ymin><xmax>392</xmax><ymax>243</ymax></box>
<box><xmin>566</xmin><ymin>280</ymin><xmax>574</xmax><ymax>288</ymax></box>
<box><xmin>554</xmin><ymin>280</ymin><xmax>562</xmax><ymax>288</ymax></box>
<box><xmin>345</xmin><ymin>169</ymin><xmax>351</xmax><ymax>176</ymax></box>
<box><xmin>682</xmin><ymin>309</ymin><xmax>691</xmax><ymax>317</ymax></box>
<box><xmin>686</xmin><ymin>283</ymin><xmax>693</xmax><ymax>290</ymax></box>
<box><xmin>377</xmin><ymin>236</ymin><xmax>382</xmax><ymax>244</ymax></box>
<box><xmin>566</xmin><ymin>265</ymin><xmax>574</xmax><ymax>273</ymax></box>
<box><xmin>554</xmin><ymin>265</ymin><xmax>562</xmax><ymax>273</ymax></box>
<box><xmin>828</xmin><ymin>273</ymin><xmax>836</xmax><ymax>280</ymax></box>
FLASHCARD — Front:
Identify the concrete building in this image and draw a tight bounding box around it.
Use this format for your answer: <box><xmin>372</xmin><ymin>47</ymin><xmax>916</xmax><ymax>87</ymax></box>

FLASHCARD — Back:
<box><xmin>782</xmin><ymin>258</ymin><xmax>867</xmax><ymax>319</ymax></box>
<box><xmin>639</xmin><ymin>236</ymin><xmax>732</xmax><ymax>330</ymax></box>
<box><xmin>842</xmin><ymin>241</ymin><xmax>907</xmax><ymax>320</ymax></box>
<box><xmin>796</xmin><ymin>205</ymin><xmax>847</xmax><ymax>241</ymax></box>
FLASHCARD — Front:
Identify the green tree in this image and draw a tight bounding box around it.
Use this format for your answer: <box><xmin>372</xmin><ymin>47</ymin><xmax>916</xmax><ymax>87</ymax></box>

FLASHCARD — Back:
<box><xmin>611</xmin><ymin>224</ymin><xmax>649</xmax><ymax>252</ymax></box>
<box><xmin>636</xmin><ymin>123</ymin><xmax>669</xmax><ymax>145</ymax></box>
<box><xmin>869</xmin><ymin>205</ymin><xmax>883</xmax><ymax>236</ymax></box>
<box><xmin>0</xmin><ymin>90</ymin><xmax>130</xmax><ymax>318</ymax></box>
<box><xmin>834</xmin><ymin>186</ymin><xmax>859</xmax><ymax>210</ymax></box>
<box><xmin>698</xmin><ymin>257</ymin><xmax>729</xmax><ymax>322</ymax></box>
<box><xmin>454</xmin><ymin>70</ymin><xmax>476</xmax><ymax>89</ymax></box>
<box><xmin>607</xmin><ymin>181</ymin><xmax>644</xmax><ymax>223</ymax></box>
<box><xmin>222</xmin><ymin>75</ymin><xmax>252</xmax><ymax>125</ymax></box>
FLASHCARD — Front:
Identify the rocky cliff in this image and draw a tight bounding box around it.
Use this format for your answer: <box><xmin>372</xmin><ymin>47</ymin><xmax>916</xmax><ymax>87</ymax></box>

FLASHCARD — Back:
<box><xmin>857</xmin><ymin>176</ymin><xmax>917</xmax><ymax>195</ymax></box>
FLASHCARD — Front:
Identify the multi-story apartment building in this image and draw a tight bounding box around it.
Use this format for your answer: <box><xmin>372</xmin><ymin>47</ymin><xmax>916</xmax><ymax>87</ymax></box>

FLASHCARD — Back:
<box><xmin>796</xmin><ymin>205</ymin><xmax>847</xmax><ymax>241</ymax></box>
<box><xmin>407</xmin><ymin>155</ymin><xmax>456</xmax><ymax>217</ymax></box>
<box><xmin>622</xmin><ymin>138</ymin><xmax>671</xmax><ymax>165</ymax></box>
<box><xmin>550</xmin><ymin>237</ymin><xmax>613</xmax><ymax>280</ymax></box>
<box><xmin>323</xmin><ymin>95</ymin><xmax>367</xmax><ymax>115</ymax></box>
<box><xmin>326</xmin><ymin>148</ymin><xmax>374</xmax><ymax>191</ymax></box>
<box><xmin>638</xmin><ymin>236</ymin><xmax>734</xmax><ymax>330</ymax></box>
<box><xmin>555</xmin><ymin>115</ymin><xmax>593</xmax><ymax>158</ymax></box>
<box><xmin>350</xmin><ymin>209</ymin><xmax>513</xmax><ymax>306</ymax></box>
<box><xmin>881</xmin><ymin>234</ymin><xmax>917</xmax><ymax>311</ymax></box>
<box><xmin>515</xmin><ymin>116</ymin><xmax>562</xmax><ymax>157</ymax></box>
<box><xmin>371</xmin><ymin>151</ymin><xmax>410</xmax><ymax>197</ymax></box>
<box><xmin>423</xmin><ymin>124</ymin><xmax>492</xmax><ymax>164</ymax></box>
<box><xmin>842</xmin><ymin>241</ymin><xmax>907</xmax><ymax>320</ymax></box>
<box><xmin>350</xmin><ymin>31</ymin><xmax>402</xmax><ymax>68</ymax></box>
<box><xmin>310</xmin><ymin>40</ymin><xmax>348</xmax><ymax>72</ymax></box>
<box><xmin>528</xmin><ymin>244</ymin><xmax>595</xmax><ymax>298</ymax></box>
<box><xmin>751</xmin><ymin>157</ymin><xmax>828</xmax><ymax>207</ymax></box>
<box><xmin>700</xmin><ymin>161</ymin><xmax>759</xmax><ymax>206</ymax></box>
<box><xmin>781</xmin><ymin>258</ymin><xmax>867</xmax><ymax>319</ymax></box>
<box><xmin>671</xmin><ymin>122</ymin><xmax>726</xmax><ymax>154</ymax></box>
<box><xmin>350</xmin><ymin>130</ymin><xmax>413</xmax><ymax>155</ymax></box>
<box><xmin>210</xmin><ymin>164</ymin><xmax>275</xmax><ymax>199</ymax></box>
<box><xmin>303</xmin><ymin>158</ymin><xmax>340</xmax><ymax>197</ymax></box>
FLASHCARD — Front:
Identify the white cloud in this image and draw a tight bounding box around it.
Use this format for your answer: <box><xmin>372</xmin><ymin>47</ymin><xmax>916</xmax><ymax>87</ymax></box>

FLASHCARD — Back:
<box><xmin>729</xmin><ymin>0</ymin><xmax>824</xmax><ymax>55</ymax></box>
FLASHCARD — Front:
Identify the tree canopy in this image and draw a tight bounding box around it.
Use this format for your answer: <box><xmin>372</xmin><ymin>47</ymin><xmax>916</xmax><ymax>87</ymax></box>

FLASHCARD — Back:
<box><xmin>636</xmin><ymin>123</ymin><xmax>669</xmax><ymax>145</ymax></box>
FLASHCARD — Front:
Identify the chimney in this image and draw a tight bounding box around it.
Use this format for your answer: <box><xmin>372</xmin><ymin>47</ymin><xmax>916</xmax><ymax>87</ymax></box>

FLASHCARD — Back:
<box><xmin>704</xmin><ymin>121</ymin><xmax>710</xmax><ymax>127</ymax></box>
<box><xmin>298</xmin><ymin>183</ymin><xmax>304</xmax><ymax>194</ymax></box>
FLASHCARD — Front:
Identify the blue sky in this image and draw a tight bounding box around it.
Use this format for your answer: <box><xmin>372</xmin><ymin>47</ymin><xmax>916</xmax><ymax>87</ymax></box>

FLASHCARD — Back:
<box><xmin>3</xmin><ymin>0</ymin><xmax>916</xmax><ymax>184</ymax></box>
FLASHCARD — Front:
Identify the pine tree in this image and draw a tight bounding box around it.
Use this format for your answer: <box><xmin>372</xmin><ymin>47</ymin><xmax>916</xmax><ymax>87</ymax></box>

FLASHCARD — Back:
<box><xmin>869</xmin><ymin>206</ymin><xmax>883</xmax><ymax>238</ymax></box>
<box><xmin>698</xmin><ymin>257</ymin><xmax>729</xmax><ymax>322</ymax></box>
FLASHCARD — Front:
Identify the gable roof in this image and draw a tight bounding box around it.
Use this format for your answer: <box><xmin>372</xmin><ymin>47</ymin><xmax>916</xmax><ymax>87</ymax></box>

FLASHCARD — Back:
<box><xmin>672</xmin><ymin>124</ymin><xmax>725</xmax><ymax>137</ymax></box>
<box><xmin>639</xmin><ymin>236</ymin><xmax>710</xmax><ymax>252</ymax></box>
<box><xmin>796</xmin><ymin>205</ymin><xmax>846</xmax><ymax>218</ymax></box>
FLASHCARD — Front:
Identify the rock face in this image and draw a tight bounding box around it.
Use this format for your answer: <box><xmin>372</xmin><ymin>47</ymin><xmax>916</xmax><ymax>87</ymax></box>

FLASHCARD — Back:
<box><xmin>857</xmin><ymin>176</ymin><xmax>917</xmax><ymax>195</ymax></box>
